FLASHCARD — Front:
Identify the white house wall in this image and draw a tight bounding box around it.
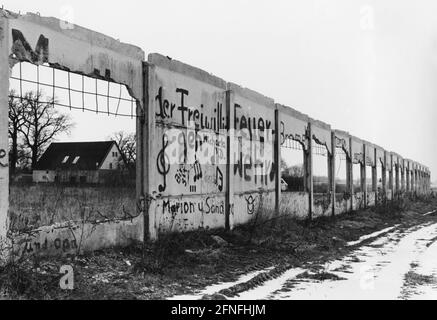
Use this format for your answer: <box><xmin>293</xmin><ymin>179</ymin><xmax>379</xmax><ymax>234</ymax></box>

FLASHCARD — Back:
<box><xmin>99</xmin><ymin>144</ymin><xmax>122</xmax><ymax>170</ymax></box>
<box><xmin>33</xmin><ymin>170</ymin><xmax>56</xmax><ymax>183</ymax></box>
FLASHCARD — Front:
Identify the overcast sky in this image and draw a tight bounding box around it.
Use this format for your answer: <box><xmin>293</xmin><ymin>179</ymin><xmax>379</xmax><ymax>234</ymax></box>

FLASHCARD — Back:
<box><xmin>4</xmin><ymin>0</ymin><xmax>437</xmax><ymax>181</ymax></box>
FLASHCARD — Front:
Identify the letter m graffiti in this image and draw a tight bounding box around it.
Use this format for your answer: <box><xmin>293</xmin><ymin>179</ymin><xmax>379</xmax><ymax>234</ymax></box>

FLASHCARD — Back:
<box><xmin>11</xmin><ymin>29</ymin><xmax>49</xmax><ymax>64</ymax></box>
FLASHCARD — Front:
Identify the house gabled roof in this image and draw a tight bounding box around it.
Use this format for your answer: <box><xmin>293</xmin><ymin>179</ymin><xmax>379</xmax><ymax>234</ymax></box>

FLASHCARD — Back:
<box><xmin>34</xmin><ymin>141</ymin><xmax>119</xmax><ymax>171</ymax></box>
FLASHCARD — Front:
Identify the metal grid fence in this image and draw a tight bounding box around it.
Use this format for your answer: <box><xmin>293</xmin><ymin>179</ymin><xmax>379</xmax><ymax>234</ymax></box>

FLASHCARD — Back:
<box><xmin>9</xmin><ymin>62</ymin><xmax>138</xmax><ymax>119</ymax></box>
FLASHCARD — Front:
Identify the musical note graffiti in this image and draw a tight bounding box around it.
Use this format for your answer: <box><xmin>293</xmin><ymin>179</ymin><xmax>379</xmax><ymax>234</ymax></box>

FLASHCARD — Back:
<box><xmin>157</xmin><ymin>134</ymin><xmax>170</xmax><ymax>193</ymax></box>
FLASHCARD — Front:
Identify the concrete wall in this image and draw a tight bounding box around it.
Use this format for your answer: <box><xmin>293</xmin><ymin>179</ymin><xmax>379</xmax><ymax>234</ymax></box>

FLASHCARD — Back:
<box><xmin>0</xmin><ymin>13</ymin><xmax>10</xmax><ymax>259</ymax></box>
<box><xmin>12</xmin><ymin>215</ymin><xmax>143</xmax><ymax>258</ymax></box>
<box><xmin>229</xmin><ymin>83</ymin><xmax>276</xmax><ymax>227</ymax></box>
<box><xmin>279</xmin><ymin>192</ymin><xmax>309</xmax><ymax>220</ymax></box>
<box><xmin>145</xmin><ymin>53</ymin><xmax>431</xmax><ymax>240</ymax></box>
<box><xmin>0</xmin><ymin>10</ymin><xmax>145</xmax><ymax>261</ymax></box>
<box><xmin>335</xmin><ymin>196</ymin><xmax>350</xmax><ymax>215</ymax></box>
<box><xmin>146</xmin><ymin>54</ymin><xmax>228</xmax><ymax>238</ymax></box>
<box><xmin>0</xmin><ymin>10</ymin><xmax>432</xmax><ymax>259</ymax></box>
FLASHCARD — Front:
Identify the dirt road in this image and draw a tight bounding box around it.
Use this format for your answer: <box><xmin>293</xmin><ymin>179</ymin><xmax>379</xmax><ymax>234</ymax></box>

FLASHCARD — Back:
<box><xmin>170</xmin><ymin>211</ymin><xmax>437</xmax><ymax>300</ymax></box>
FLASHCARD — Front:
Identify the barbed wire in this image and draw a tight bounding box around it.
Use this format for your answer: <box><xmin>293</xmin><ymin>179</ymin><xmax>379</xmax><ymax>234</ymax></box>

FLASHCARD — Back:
<box><xmin>282</xmin><ymin>138</ymin><xmax>304</xmax><ymax>151</ymax></box>
<box><xmin>313</xmin><ymin>143</ymin><xmax>328</xmax><ymax>157</ymax></box>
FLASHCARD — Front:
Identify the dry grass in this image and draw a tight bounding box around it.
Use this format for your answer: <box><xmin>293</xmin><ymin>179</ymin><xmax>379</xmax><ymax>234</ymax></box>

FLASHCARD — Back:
<box><xmin>9</xmin><ymin>184</ymin><xmax>137</xmax><ymax>232</ymax></box>
<box><xmin>1</xmin><ymin>198</ymin><xmax>436</xmax><ymax>300</ymax></box>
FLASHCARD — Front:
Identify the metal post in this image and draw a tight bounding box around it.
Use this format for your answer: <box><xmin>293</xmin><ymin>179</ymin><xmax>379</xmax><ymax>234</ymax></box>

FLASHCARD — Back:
<box><xmin>275</xmin><ymin>108</ymin><xmax>281</xmax><ymax>219</ymax></box>
<box><xmin>347</xmin><ymin>137</ymin><xmax>354</xmax><ymax>212</ymax></box>
<box><xmin>225</xmin><ymin>90</ymin><xmax>235</xmax><ymax>231</ymax></box>
<box><xmin>361</xmin><ymin>144</ymin><xmax>367</xmax><ymax>209</ymax></box>
<box><xmin>0</xmin><ymin>16</ymin><xmax>10</xmax><ymax>249</ymax></box>
<box><xmin>330</xmin><ymin>132</ymin><xmax>336</xmax><ymax>216</ymax></box>
<box><xmin>307</xmin><ymin>123</ymin><xmax>314</xmax><ymax>221</ymax></box>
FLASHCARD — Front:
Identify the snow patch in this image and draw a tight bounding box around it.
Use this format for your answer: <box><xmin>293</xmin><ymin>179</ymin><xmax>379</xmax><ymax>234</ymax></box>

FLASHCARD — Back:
<box><xmin>346</xmin><ymin>225</ymin><xmax>400</xmax><ymax>247</ymax></box>
<box><xmin>167</xmin><ymin>267</ymin><xmax>273</xmax><ymax>300</ymax></box>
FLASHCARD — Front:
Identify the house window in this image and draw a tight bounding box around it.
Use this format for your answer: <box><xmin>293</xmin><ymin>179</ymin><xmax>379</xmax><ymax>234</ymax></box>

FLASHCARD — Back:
<box><xmin>62</xmin><ymin>156</ymin><xmax>70</xmax><ymax>164</ymax></box>
<box><xmin>73</xmin><ymin>156</ymin><xmax>80</xmax><ymax>164</ymax></box>
<box><xmin>80</xmin><ymin>176</ymin><xmax>87</xmax><ymax>184</ymax></box>
<box><xmin>109</xmin><ymin>163</ymin><xmax>113</xmax><ymax>170</ymax></box>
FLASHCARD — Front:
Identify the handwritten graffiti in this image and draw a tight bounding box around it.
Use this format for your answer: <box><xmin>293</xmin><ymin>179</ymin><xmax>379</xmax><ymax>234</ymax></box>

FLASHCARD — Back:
<box><xmin>156</xmin><ymin>122</ymin><xmax>227</xmax><ymax>193</ymax></box>
<box><xmin>0</xmin><ymin>149</ymin><xmax>7</xmax><ymax>168</ymax></box>
<box><xmin>204</xmin><ymin>167</ymin><xmax>224</xmax><ymax>192</ymax></box>
<box><xmin>235</xmin><ymin>105</ymin><xmax>273</xmax><ymax>143</ymax></box>
<box><xmin>175</xmin><ymin>160</ymin><xmax>203</xmax><ymax>187</ymax></box>
<box><xmin>175</xmin><ymin>165</ymin><xmax>190</xmax><ymax>187</ymax></box>
<box><xmin>163</xmin><ymin>197</ymin><xmax>225</xmax><ymax>216</ymax></box>
<box><xmin>157</xmin><ymin>134</ymin><xmax>171</xmax><ymax>192</ymax></box>
<box><xmin>11</xmin><ymin>29</ymin><xmax>49</xmax><ymax>64</ymax></box>
<box><xmin>245</xmin><ymin>195</ymin><xmax>258</xmax><ymax>215</ymax></box>
<box><xmin>155</xmin><ymin>87</ymin><xmax>177</xmax><ymax>119</ymax></box>
<box><xmin>234</xmin><ymin>140</ymin><xmax>275</xmax><ymax>186</ymax></box>
<box><xmin>216</xmin><ymin>167</ymin><xmax>224</xmax><ymax>192</ymax></box>
<box><xmin>192</xmin><ymin>160</ymin><xmax>203</xmax><ymax>182</ymax></box>
<box><xmin>155</xmin><ymin>87</ymin><xmax>227</xmax><ymax>131</ymax></box>
<box><xmin>22</xmin><ymin>237</ymin><xmax>78</xmax><ymax>254</ymax></box>
<box><xmin>162</xmin><ymin>128</ymin><xmax>227</xmax><ymax>166</ymax></box>
<box><xmin>233</xmin><ymin>105</ymin><xmax>275</xmax><ymax>186</ymax></box>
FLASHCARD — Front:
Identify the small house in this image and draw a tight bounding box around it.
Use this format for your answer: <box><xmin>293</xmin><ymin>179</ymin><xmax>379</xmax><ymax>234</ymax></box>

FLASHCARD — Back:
<box><xmin>33</xmin><ymin>141</ymin><xmax>125</xmax><ymax>184</ymax></box>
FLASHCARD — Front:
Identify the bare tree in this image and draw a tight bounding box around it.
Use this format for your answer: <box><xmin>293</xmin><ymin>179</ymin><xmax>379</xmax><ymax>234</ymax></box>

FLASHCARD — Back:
<box><xmin>18</xmin><ymin>91</ymin><xmax>74</xmax><ymax>169</ymax></box>
<box><xmin>8</xmin><ymin>90</ymin><xmax>26</xmax><ymax>175</ymax></box>
<box><xmin>109</xmin><ymin>131</ymin><xmax>136</xmax><ymax>170</ymax></box>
